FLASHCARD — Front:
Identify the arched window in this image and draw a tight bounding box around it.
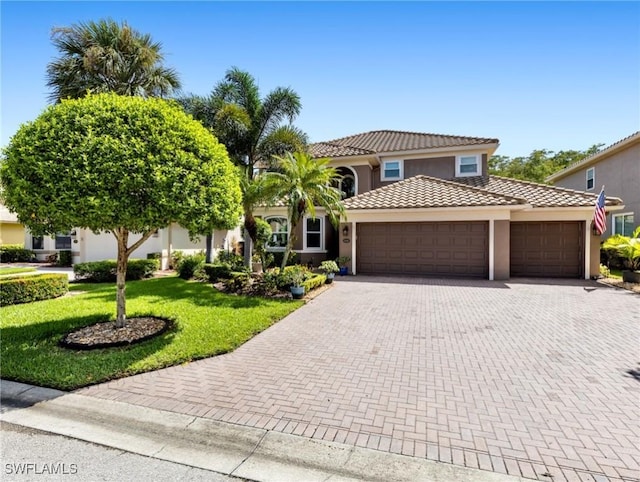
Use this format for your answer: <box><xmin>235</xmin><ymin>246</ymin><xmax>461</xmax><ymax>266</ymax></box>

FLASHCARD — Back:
<box><xmin>336</xmin><ymin>167</ymin><xmax>357</xmax><ymax>199</ymax></box>
<box><xmin>265</xmin><ymin>217</ymin><xmax>289</xmax><ymax>250</ymax></box>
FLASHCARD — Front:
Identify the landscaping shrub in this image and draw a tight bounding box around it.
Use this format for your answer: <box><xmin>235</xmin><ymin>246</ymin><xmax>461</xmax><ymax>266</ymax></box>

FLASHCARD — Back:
<box><xmin>303</xmin><ymin>274</ymin><xmax>327</xmax><ymax>293</ymax></box>
<box><xmin>203</xmin><ymin>264</ymin><xmax>233</xmax><ymax>282</ymax></box>
<box><xmin>0</xmin><ymin>273</ymin><xmax>68</xmax><ymax>305</ymax></box>
<box><xmin>216</xmin><ymin>251</ymin><xmax>246</xmax><ymax>271</ymax></box>
<box><xmin>74</xmin><ymin>259</ymin><xmax>159</xmax><ymax>282</ymax></box>
<box><xmin>271</xmin><ymin>251</ymin><xmax>297</xmax><ymax>268</ymax></box>
<box><xmin>223</xmin><ymin>271</ymin><xmax>251</xmax><ymax>292</ymax></box>
<box><xmin>0</xmin><ymin>245</ymin><xmax>34</xmax><ymax>263</ymax></box>
<box><xmin>146</xmin><ymin>252</ymin><xmax>162</xmax><ymax>260</ymax></box>
<box><xmin>58</xmin><ymin>250</ymin><xmax>73</xmax><ymax>267</ymax></box>
<box><xmin>176</xmin><ymin>252</ymin><xmax>205</xmax><ymax>280</ymax></box>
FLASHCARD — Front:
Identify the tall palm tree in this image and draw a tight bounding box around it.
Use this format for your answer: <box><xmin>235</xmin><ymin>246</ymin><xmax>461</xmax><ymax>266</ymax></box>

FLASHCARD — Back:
<box><xmin>46</xmin><ymin>18</ymin><xmax>180</xmax><ymax>102</ymax></box>
<box><xmin>265</xmin><ymin>152</ymin><xmax>346</xmax><ymax>268</ymax></box>
<box><xmin>178</xmin><ymin>68</ymin><xmax>308</xmax><ymax>266</ymax></box>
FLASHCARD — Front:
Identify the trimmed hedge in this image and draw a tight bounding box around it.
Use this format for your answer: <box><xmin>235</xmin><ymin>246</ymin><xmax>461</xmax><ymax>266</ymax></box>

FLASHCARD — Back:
<box><xmin>176</xmin><ymin>252</ymin><xmax>205</xmax><ymax>280</ymax></box>
<box><xmin>303</xmin><ymin>274</ymin><xmax>326</xmax><ymax>293</ymax></box>
<box><xmin>73</xmin><ymin>259</ymin><xmax>159</xmax><ymax>282</ymax></box>
<box><xmin>203</xmin><ymin>264</ymin><xmax>233</xmax><ymax>282</ymax></box>
<box><xmin>58</xmin><ymin>250</ymin><xmax>73</xmax><ymax>267</ymax></box>
<box><xmin>0</xmin><ymin>273</ymin><xmax>68</xmax><ymax>305</ymax></box>
<box><xmin>0</xmin><ymin>245</ymin><xmax>35</xmax><ymax>263</ymax></box>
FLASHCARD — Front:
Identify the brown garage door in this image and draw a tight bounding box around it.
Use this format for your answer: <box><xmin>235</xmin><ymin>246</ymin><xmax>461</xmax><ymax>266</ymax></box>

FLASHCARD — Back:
<box><xmin>357</xmin><ymin>222</ymin><xmax>488</xmax><ymax>278</ymax></box>
<box><xmin>510</xmin><ymin>221</ymin><xmax>584</xmax><ymax>278</ymax></box>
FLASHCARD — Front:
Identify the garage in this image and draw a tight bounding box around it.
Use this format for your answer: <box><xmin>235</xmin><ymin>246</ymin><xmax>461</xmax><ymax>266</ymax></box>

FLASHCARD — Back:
<box><xmin>356</xmin><ymin>221</ymin><xmax>488</xmax><ymax>277</ymax></box>
<box><xmin>510</xmin><ymin>221</ymin><xmax>584</xmax><ymax>278</ymax></box>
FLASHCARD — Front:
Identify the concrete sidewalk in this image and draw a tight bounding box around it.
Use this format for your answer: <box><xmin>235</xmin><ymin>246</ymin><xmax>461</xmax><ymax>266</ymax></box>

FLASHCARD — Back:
<box><xmin>1</xmin><ymin>380</ymin><xmax>524</xmax><ymax>482</ymax></box>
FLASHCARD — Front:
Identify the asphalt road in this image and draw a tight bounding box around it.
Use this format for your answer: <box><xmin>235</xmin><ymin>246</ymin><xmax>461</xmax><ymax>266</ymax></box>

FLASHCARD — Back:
<box><xmin>0</xmin><ymin>422</ymin><xmax>245</xmax><ymax>482</ymax></box>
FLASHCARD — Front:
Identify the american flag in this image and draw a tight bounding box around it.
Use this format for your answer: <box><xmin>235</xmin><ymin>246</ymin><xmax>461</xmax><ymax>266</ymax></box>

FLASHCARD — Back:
<box><xmin>593</xmin><ymin>188</ymin><xmax>607</xmax><ymax>235</ymax></box>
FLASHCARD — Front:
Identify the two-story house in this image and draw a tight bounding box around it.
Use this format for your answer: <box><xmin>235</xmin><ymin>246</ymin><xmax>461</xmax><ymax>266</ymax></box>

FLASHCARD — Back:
<box><xmin>546</xmin><ymin>131</ymin><xmax>639</xmax><ymax>239</ymax></box>
<box><xmin>256</xmin><ymin>130</ymin><xmax>624</xmax><ymax>280</ymax></box>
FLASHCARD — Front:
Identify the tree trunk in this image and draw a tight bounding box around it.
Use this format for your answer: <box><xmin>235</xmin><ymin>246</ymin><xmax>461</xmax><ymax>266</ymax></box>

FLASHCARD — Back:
<box><xmin>115</xmin><ymin>229</ymin><xmax>129</xmax><ymax>328</ymax></box>
<box><xmin>281</xmin><ymin>220</ymin><xmax>297</xmax><ymax>269</ymax></box>
<box><xmin>243</xmin><ymin>211</ymin><xmax>258</xmax><ymax>270</ymax></box>
<box><xmin>243</xmin><ymin>228</ymin><xmax>253</xmax><ymax>271</ymax></box>
<box><xmin>205</xmin><ymin>233</ymin><xmax>213</xmax><ymax>264</ymax></box>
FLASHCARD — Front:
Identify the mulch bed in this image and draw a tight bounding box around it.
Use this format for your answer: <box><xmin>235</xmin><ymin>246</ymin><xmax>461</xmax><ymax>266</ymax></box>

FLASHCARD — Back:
<box><xmin>599</xmin><ymin>277</ymin><xmax>640</xmax><ymax>294</ymax></box>
<box><xmin>60</xmin><ymin>317</ymin><xmax>172</xmax><ymax>350</ymax></box>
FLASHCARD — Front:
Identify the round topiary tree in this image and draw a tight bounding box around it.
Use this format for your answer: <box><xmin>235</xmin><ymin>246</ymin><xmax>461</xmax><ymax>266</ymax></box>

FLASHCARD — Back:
<box><xmin>1</xmin><ymin>93</ymin><xmax>242</xmax><ymax>327</ymax></box>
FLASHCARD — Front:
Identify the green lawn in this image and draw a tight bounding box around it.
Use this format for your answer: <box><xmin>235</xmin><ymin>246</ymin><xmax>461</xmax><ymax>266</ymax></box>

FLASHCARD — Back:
<box><xmin>0</xmin><ymin>276</ymin><xmax>302</xmax><ymax>390</ymax></box>
<box><xmin>0</xmin><ymin>267</ymin><xmax>37</xmax><ymax>276</ymax></box>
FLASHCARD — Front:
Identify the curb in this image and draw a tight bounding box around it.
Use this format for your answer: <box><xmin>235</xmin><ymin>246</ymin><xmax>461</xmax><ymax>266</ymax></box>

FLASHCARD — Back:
<box><xmin>1</xmin><ymin>381</ymin><xmax>525</xmax><ymax>482</ymax></box>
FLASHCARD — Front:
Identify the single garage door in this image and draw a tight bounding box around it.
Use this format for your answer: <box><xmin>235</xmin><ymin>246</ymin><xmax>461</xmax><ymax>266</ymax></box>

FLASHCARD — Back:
<box><xmin>357</xmin><ymin>222</ymin><xmax>488</xmax><ymax>278</ymax></box>
<box><xmin>510</xmin><ymin>221</ymin><xmax>584</xmax><ymax>278</ymax></box>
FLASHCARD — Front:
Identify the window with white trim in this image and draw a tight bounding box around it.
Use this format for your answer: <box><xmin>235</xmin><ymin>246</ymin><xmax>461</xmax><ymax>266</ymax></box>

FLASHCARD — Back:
<box><xmin>381</xmin><ymin>160</ymin><xmax>403</xmax><ymax>181</ymax></box>
<box><xmin>265</xmin><ymin>217</ymin><xmax>289</xmax><ymax>251</ymax></box>
<box><xmin>455</xmin><ymin>155</ymin><xmax>480</xmax><ymax>177</ymax></box>
<box><xmin>613</xmin><ymin>213</ymin><xmax>634</xmax><ymax>236</ymax></box>
<box><xmin>586</xmin><ymin>167</ymin><xmax>595</xmax><ymax>191</ymax></box>
<box><xmin>32</xmin><ymin>236</ymin><xmax>44</xmax><ymax>250</ymax></box>
<box><xmin>55</xmin><ymin>232</ymin><xmax>71</xmax><ymax>250</ymax></box>
<box><xmin>304</xmin><ymin>217</ymin><xmax>324</xmax><ymax>251</ymax></box>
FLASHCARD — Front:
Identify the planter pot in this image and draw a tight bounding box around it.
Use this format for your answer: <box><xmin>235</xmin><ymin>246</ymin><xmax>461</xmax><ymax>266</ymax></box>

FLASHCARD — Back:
<box><xmin>339</xmin><ymin>266</ymin><xmax>348</xmax><ymax>276</ymax></box>
<box><xmin>290</xmin><ymin>285</ymin><xmax>305</xmax><ymax>299</ymax></box>
<box><xmin>325</xmin><ymin>272</ymin><xmax>335</xmax><ymax>284</ymax></box>
<box><xmin>622</xmin><ymin>270</ymin><xmax>640</xmax><ymax>283</ymax></box>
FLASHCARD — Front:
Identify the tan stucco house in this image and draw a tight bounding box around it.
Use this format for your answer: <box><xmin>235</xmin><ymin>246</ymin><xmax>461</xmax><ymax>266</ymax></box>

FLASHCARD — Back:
<box><xmin>546</xmin><ymin>131</ymin><xmax>639</xmax><ymax>238</ymax></box>
<box><xmin>0</xmin><ymin>204</ymin><xmax>25</xmax><ymax>245</ymax></box>
<box><xmin>256</xmin><ymin>130</ymin><xmax>624</xmax><ymax>280</ymax></box>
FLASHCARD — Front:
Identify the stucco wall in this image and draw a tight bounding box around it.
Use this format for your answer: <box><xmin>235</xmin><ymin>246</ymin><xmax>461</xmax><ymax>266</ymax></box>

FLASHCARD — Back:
<box><xmin>493</xmin><ymin>220</ymin><xmax>510</xmax><ymax>280</ymax></box>
<box><xmin>352</xmin><ymin>165</ymin><xmax>372</xmax><ymax>195</ymax></box>
<box><xmin>552</xmin><ymin>143</ymin><xmax>640</xmax><ymax>237</ymax></box>
<box><xmin>0</xmin><ymin>223</ymin><xmax>25</xmax><ymax>245</ymax></box>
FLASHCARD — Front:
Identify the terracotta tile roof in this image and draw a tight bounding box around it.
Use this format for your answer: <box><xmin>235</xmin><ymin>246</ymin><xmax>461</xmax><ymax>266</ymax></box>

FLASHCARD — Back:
<box><xmin>453</xmin><ymin>176</ymin><xmax>623</xmax><ymax>208</ymax></box>
<box><xmin>343</xmin><ymin>175</ymin><xmax>525</xmax><ymax>210</ymax></box>
<box><xmin>311</xmin><ymin>130</ymin><xmax>499</xmax><ymax>158</ymax></box>
<box><xmin>546</xmin><ymin>131</ymin><xmax>640</xmax><ymax>182</ymax></box>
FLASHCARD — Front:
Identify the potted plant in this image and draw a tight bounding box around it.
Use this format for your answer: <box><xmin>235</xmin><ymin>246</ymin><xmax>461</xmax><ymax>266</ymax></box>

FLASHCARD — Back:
<box><xmin>603</xmin><ymin>226</ymin><xmax>640</xmax><ymax>283</ymax></box>
<box><xmin>336</xmin><ymin>256</ymin><xmax>351</xmax><ymax>276</ymax></box>
<box><xmin>319</xmin><ymin>260</ymin><xmax>339</xmax><ymax>284</ymax></box>
<box><xmin>287</xmin><ymin>265</ymin><xmax>307</xmax><ymax>299</ymax></box>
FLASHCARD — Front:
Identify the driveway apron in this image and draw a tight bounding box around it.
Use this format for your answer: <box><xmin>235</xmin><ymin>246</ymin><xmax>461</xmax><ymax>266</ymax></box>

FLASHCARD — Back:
<box><xmin>79</xmin><ymin>277</ymin><xmax>640</xmax><ymax>481</ymax></box>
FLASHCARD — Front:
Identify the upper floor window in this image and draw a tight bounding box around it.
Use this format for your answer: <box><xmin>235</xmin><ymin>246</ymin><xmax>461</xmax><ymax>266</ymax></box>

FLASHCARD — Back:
<box><xmin>304</xmin><ymin>217</ymin><xmax>324</xmax><ymax>251</ymax></box>
<box><xmin>340</xmin><ymin>174</ymin><xmax>356</xmax><ymax>199</ymax></box>
<box><xmin>613</xmin><ymin>213</ymin><xmax>634</xmax><ymax>236</ymax></box>
<box><xmin>586</xmin><ymin>167</ymin><xmax>595</xmax><ymax>191</ymax></box>
<box><xmin>32</xmin><ymin>236</ymin><xmax>44</xmax><ymax>250</ymax></box>
<box><xmin>265</xmin><ymin>217</ymin><xmax>289</xmax><ymax>251</ymax></box>
<box><xmin>381</xmin><ymin>160</ymin><xmax>403</xmax><ymax>181</ymax></box>
<box><xmin>455</xmin><ymin>155</ymin><xmax>480</xmax><ymax>177</ymax></box>
<box><xmin>55</xmin><ymin>232</ymin><xmax>71</xmax><ymax>250</ymax></box>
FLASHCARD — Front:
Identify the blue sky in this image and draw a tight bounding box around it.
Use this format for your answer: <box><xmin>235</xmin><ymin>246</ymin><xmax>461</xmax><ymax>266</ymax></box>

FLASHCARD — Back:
<box><xmin>1</xmin><ymin>1</ymin><xmax>638</xmax><ymax>157</ymax></box>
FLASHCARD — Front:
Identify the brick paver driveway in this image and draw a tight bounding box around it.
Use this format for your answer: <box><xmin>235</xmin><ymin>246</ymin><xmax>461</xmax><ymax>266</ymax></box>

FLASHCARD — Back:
<box><xmin>80</xmin><ymin>277</ymin><xmax>640</xmax><ymax>481</ymax></box>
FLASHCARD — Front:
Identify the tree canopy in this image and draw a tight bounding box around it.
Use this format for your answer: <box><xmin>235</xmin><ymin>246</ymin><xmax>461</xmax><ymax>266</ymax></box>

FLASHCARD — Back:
<box><xmin>489</xmin><ymin>145</ymin><xmax>603</xmax><ymax>183</ymax></box>
<box><xmin>46</xmin><ymin>18</ymin><xmax>181</xmax><ymax>102</ymax></box>
<box><xmin>1</xmin><ymin>93</ymin><xmax>241</xmax><ymax>325</ymax></box>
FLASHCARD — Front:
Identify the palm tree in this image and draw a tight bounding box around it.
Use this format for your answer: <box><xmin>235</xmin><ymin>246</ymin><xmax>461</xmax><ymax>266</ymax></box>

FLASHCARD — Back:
<box><xmin>178</xmin><ymin>68</ymin><xmax>308</xmax><ymax>266</ymax></box>
<box><xmin>46</xmin><ymin>18</ymin><xmax>180</xmax><ymax>102</ymax></box>
<box><xmin>265</xmin><ymin>152</ymin><xmax>346</xmax><ymax>268</ymax></box>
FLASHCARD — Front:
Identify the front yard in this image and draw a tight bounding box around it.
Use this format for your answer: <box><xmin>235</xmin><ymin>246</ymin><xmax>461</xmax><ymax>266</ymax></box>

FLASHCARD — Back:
<box><xmin>0</xmin><ymin>276</ymin><xmax>302</xmax><ymax>390</ymax></box>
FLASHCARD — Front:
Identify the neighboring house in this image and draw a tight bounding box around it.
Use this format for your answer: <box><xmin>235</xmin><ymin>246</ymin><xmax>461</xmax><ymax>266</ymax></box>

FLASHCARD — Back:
<box><xmin>0</xmin><ymin>204</ymin><xmax>25</xmax><ymax>245</ymax></box>
<box><xmin>16</xmin><ymin>218</ymin><xmax>241</xmax><ymax>269</ymax></box>
<box><xmin>546</xmin><ymin>131</ymin><xmax>639</xmax><ymax>238</ymax></box>
<box><xmin>255</xmin><ymin>130</ymin><xmax>624</xmax><ymax>280</ymax></box>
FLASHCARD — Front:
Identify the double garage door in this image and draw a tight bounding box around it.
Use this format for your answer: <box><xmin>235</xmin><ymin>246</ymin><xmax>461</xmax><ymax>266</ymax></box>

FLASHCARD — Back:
<box><xmin>356</xmin><ymin>221</ymin><xmax>584</xmax><ymax>279</ymax></box>
<box><xmin>357</xmin><ymin>222</ymin><xmax>489</xmax><ymax>278</ymax></box>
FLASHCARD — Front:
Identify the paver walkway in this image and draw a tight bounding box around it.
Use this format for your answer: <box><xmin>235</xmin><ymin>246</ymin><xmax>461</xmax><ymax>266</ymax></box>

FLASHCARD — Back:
<box><xmin>79</xmin><ymin>277</ymin><xmax>640</xmax><ymax>482</ymax></box>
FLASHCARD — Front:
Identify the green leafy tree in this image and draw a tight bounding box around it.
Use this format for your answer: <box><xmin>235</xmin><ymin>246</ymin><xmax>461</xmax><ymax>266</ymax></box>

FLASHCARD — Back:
<box><xmin>46</xmin><ymin>18</ymin><xmax>180</xmax><ymax>102</ymax></box>
<box><xmin>1</xmin><ymin>93</ymin><xmax>241</xmax><ymax>327</ymax></box>
<box><xmin>489</xmin><ymin>145</ymin><xmax>603</xmax><ymax>183</ymax></box>
<box><xmin>265</xmin><ymin>152</ymin><xmax>345</xmax><ymax>268</ymax></box>
<box><xmin>178</xmin><ymin>67</ymin><xmax>308</xmax><ymax>267</ymax></box>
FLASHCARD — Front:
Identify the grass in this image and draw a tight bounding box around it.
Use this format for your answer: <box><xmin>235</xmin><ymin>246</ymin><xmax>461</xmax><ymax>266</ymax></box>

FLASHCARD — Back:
<box><xmin>0</xmin><ymin>276</ymin><xmax>302</xmax><ymax>390</ymax></box>
<box><xmin>0</xmin><ymin>267</ymin><xmax>37</xmax><ymax>276</ymax></box>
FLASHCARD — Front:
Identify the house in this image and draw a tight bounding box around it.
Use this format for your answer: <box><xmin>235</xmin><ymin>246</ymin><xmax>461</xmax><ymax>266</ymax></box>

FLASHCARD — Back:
<box><xmin>14</xmin><ymin>216</ymin><xmax>241</xmax><ymax>269</ymax></box>
<box><xmin>546</xmin><ymin>132</ymin><xmax>639</xmax><ymax>238</ymax></box>
<box><xmin>0</xmin><ymin>204</ymin><xmax>25</xmax><ymax>245</ymax></box>
<box><xmin>256</xmin><ymin>130</ymin><xmax>624</xmax><ymax>280</ymax></box>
